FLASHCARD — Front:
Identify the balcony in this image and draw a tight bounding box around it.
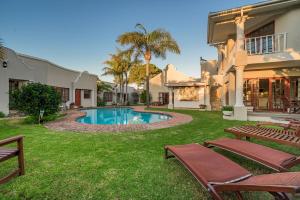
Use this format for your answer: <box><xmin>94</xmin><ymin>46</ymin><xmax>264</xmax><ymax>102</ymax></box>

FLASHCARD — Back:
<box><xmin>245</xmin><ymin>33</ymin><xmax>287</xmax><ymax>55</ymax></box>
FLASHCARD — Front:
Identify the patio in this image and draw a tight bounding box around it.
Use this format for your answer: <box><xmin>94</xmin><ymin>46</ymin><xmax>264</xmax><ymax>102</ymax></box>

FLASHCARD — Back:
<box><xmin>248</xmin><ymin>111</ymin><xmax>300</xmax><ymax>123</ymax></box>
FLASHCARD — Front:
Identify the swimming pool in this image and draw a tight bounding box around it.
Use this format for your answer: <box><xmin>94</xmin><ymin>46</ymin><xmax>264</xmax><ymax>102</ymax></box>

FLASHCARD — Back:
<box><xmin>76</xmin><ymin>107</ymin><xmax>172</xmax><ymax>125</ymax></box>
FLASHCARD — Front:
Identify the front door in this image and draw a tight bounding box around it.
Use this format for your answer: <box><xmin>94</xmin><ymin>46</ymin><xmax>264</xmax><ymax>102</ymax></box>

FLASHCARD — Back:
<box><xmin>75</xmin><ymin>89</ymin><xmax>81</xmax><ymax>107</ymax></box>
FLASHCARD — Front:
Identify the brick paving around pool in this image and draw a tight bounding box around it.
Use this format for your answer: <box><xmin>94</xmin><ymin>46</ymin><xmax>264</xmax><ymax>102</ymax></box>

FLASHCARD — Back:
<box><xmin>45</xmin><ymin>106</ymin><xmax>193</xmax><ymax>133</ymax></box>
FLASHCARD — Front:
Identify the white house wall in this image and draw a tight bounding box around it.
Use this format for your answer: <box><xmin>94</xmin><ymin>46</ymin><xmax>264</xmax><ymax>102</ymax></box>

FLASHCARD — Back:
<box><xmin>173</xmin><ymin>87</ymin><xmax>205</xmax><ymax>108</ymax></box>
<box><xmin>74</xmin><ymin>72</ymin><xmax>98</xmax><ymax>107</ymax></box>
<box><xmin>275</xmin><ymin>8</ymin><xmax>300</xmax><ymax>52</ymax></box>
<box><xmin>0</xmin><ymin>48</ymin><xmax>98</xmax><ymax>115</ymax></box>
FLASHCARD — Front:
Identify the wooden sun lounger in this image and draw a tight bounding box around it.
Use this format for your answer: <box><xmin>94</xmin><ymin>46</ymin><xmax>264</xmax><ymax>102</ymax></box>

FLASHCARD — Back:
<box><xmin>165</xmin><ymin>144</ymin><xmax>300</xmax><ymax>200</ymax></box>
<box><xmin>225</xmin><ymin>125</ymin><xmax>300</xmax><ymax>148</ymax></box>
<box><xmin>204</xmin><ymin>138</ymin><xmax>300</xmax><ymax>172</ymax></box>
<box><xmin>0</xmin><ymin>136</ymin><xmax>25</xmax><ymax>184</ymax></box>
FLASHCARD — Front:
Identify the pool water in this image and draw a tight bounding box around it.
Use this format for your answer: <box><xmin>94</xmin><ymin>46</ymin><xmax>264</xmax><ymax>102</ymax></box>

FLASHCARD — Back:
<box><xmin>76</xmin><ymin>108</ymin><xmax>171</xmax><ymax>125</ymax></box>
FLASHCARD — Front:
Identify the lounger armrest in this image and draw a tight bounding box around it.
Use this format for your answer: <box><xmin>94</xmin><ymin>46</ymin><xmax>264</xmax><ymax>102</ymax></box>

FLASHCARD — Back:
<box><xmin>214</xmin><ymin>172</ymin><xmax>300</xmax><ymax>194</ymax></box>
<box><xmin>282</xmin><ymin>156</ymin><xmax>300</xmax><ymax>169</ymax></box>
<box><xmin>0</xmin><ymin>135</ymin><xmax>24</xmax><ymax>147</ymax></box>
<box><xmin>214</xmin><ymin>183</ymin><xmax>300</xmax><ymax>194</ymax></box>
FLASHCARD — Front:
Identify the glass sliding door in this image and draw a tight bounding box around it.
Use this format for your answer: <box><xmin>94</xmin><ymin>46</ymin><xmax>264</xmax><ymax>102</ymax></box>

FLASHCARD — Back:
<box><xmin>243</xmin><ymin>79</ymin><xmax>259</xmax><ymax>109</ymax></box>
<box><xmin>258</xmin><ymin>79</ymin><xmax>269</xmax><ymax>110</ymax></box>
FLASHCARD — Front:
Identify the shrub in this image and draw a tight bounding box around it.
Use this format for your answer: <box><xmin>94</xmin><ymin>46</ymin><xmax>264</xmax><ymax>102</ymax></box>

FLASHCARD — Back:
<box><xmin>222</xmin><ymin>106</ymin><xmax>234</xmax><ymax>111</ymax></box>
<box><xmin>9</xmin><ymin>89</ymin><xmax>21</xmax><ymax>110</ymax></box>
<box><xmin>199</xmin><ymin>104</ymin><xmax>207</xmax><ymax>109</ymax></box>
<box><xmin>131</xmin><ymin>92</ymin><xmax>139</xmax><ymax>104</ymax></box>
<box><xmin>0</xmin><ymin>111</ymin><xmax>5</xmax><ymax>118</ymax></box>
<box><xmin>23</xmin><ymin>113</ymin><xmax>63</xmax><ymax>124</ymax></box>
<box><xmin>97</xmin><ymin>101</ymin><xmax>106</xmax><ymax>107</ymax></box>
<box><xmin>140</xmin><ymin>90</ymin><xmax>151</xmax><ymax>104</ymax></box>
<box><xmin>13</xmin><ymin>83</ymin><xmax>61</xmax><ymax>123</ymax></box>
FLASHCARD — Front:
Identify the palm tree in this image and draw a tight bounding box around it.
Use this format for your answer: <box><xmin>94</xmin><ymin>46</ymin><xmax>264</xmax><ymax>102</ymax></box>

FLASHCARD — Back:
<box><xmin>117</xmin><ymin>23</ymin><xmax>180</xmax><ymax>107</ymax></box>
<box><xmin>119</xmin><ymin>50</ymin><xmax>141</xmax><ymax>104</ymax></box>
<box><xmin>102</xmin><ymin>53</ymin><xmax>124</xmax><ymax>104</ymax></box>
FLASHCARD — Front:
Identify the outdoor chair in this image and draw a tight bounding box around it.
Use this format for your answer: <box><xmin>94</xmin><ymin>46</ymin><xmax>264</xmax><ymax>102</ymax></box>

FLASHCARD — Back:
<box><xmin>204</xmin><ymin>138</ymin><xmax>300</xmax><ymax>172</ymax></box>
<box><xmin>165</xmin><ymin>143</ymin><xmax>300</xmax><ymax>200</ymax></box>
<box><xmin>225</xmin><ymin>125</ymin><xmax>300</xmax><ymax>148</ymax></box>
<box><xmin>0</xmin><ymin>136</ymin><xmax>25</xmax><ymax>184</ymax></box>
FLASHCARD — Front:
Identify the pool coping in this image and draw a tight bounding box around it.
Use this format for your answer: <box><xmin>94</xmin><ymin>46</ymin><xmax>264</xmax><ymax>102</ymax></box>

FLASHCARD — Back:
<box><xmin>45</xmin><ymin>106</ymin><xmax>193</xmax><ymax>133</ymax></box>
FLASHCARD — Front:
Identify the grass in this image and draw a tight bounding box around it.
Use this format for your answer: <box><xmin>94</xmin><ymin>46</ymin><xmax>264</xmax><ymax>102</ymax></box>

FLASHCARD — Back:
<box><xmin>0</xmin><ymin>108</ymin><xmax>299</xmax><ymax>200</ymax></box>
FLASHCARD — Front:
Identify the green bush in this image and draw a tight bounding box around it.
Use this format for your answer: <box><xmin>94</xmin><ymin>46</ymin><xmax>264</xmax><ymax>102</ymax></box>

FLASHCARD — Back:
<box><xmin>0</xmin><ymin>111</ymin><xmax>5</xmax><ymax>118</ymax></box>
<box><xmin>140</xmin><ymin>90</ymin><xmax>147</xmax><ymax>103</ymax></box>
<box><xmin>13</xmin><ymin>83</ymin><xmax>61</xmax><ymax>123</ymax></box>
<box><xmin>97</xmin><ymin>101</ymin><xmax>106</xmax><ymax>107</ymax></box>
<box><xmin>23</xmin><ymin>113</ymin><xmax>63</xmax><ymax>124</ymax></box>
<box><xmin>222</xmin><ymin>106</ymin><xmax>234</xmax><ymax>111</ymax></box>
<box><xmin>9</xmin><ymin>89</ymin><xmax>21</xmax><ymax>109</ymax></box>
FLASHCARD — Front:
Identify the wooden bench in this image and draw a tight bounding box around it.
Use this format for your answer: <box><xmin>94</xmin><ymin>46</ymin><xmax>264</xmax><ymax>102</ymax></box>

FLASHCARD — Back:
<box><xmin>0</xmin><ymin>136</ymin><xmax>25</xmax><ymax>184</ymax></box>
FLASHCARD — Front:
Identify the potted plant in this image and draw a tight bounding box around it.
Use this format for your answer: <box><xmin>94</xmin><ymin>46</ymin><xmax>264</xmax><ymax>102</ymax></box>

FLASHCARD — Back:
<box><xmin>199</xmin><ymin>104</ymin><xmax>207</xmax><ymax>111</ymax></box>
<box><xmin>222</xmin><ymin>106</ymin><xmax>233</xmax><ymax>116</ymax></box>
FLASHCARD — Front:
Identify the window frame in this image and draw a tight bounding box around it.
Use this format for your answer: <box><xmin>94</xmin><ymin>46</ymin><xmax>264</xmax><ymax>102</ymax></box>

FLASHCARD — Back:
<box><xmin>84</xmin><ymin>90</ymin><xmax>91</xmax><ymax>99</ymax></box>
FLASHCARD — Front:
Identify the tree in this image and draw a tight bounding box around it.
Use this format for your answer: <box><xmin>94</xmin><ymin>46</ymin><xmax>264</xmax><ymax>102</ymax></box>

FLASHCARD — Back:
<box><xmin>117</xmin><ymin>23</ymin><xmax>180</xmax><ymax>107</ymax></box>
<box><xmin>129</xmin><ymin>63</ymin><xmax>161</xmax><ymax>87</ymax></box>
<box><xmin>119</xmin><ymin>50</ymin><xmax>141</xmax><ymax>103</ymax></box>
<box><xmin>102</xmin><ymin>53</ymin><xmax>124</xmax><ymax>104</ymax></box>
<box><xmin>11</xmin><ymin>83</ymin><xmax>61</xmax><ymax>123</ymax></box>
<box><xmin>97</xmin><ymin>80</ymin><xmax>112</xmax><ymax>93</ymax></box>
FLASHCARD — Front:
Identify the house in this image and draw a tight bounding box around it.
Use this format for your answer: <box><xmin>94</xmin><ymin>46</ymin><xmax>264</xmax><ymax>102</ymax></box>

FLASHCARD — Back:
<box><xmin>0</xmin><ymin>48</ymin><xmax>98</xmax><ymax>115</ymax></box>
<box><xmin>203</xmin><ymin>0</ymin><xmax>300</xmax><ymax>120</ymax></box>
<box><xmin>97</xmin><ymin>81</ymin><xmax>139</xmax><ymax>105</ymax></box>
<box><xmin>149</xmin><ymin>64</ymin><xmax>210</xmax><ymax>109</ymax></box>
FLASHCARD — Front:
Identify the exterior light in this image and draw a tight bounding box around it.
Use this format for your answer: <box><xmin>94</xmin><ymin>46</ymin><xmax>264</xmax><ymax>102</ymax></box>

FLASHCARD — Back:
<box><xmin>2</xmin><ymin>61</ymin><xmax>7</xmax><ymax>69</ymax></box>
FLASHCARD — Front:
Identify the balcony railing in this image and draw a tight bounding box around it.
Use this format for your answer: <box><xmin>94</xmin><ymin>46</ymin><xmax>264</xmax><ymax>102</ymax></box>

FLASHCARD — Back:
<box><xmin>245</xmin><ymin>33</ymin><xmax>287</xmax><ymax>55</ymax></box>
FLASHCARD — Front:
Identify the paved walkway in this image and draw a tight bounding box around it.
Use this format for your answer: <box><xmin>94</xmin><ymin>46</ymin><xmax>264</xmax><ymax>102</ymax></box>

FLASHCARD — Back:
<box><xmin>45</xmin><ymin>106</ymin><xmax>193</xmax><ymax>133</ymax></box>
<box><xmin>248</xmin><ymin>111</ymin><xmax>300</xmax><ymax>123</ymax></box>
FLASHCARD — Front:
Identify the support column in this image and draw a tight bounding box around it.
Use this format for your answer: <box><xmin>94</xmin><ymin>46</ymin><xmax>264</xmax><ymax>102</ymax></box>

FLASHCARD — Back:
<box><xmin>233</xmin><ymin>65</ymin><xmax>247</xmax><ymax>121</ymax></box>
<box><xmin>234</xmin><ymin>66</ymin><xmax>245</xmax><ymax>107</ymax></box>
<box><xmin>168</xmin><ymin>88</ymin><xmax>174</xmax><ymax>109</ymax></box>
<box><xmin>204</xmin><ymin>85</ymin><xmax>211</xmax><ymax>110</ymax></box>
<box><xmin>221</xmin><ymin>75</ymin><xmax>226</xmax><ymax>106</ymax></box>
<box><xmin>233</xmin><ymin>14</ymin><xmax>248</xmax><ymax>121</ymax></box>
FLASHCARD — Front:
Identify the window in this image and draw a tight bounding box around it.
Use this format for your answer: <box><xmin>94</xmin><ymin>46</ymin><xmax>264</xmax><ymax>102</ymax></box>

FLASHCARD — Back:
<box><xmin>84</xmin><ymin>90</ymin><xmax>91</xmax><ymax>99</ymax></box>
<box><xmin>55</xmin><ymin>87</ymin><xmax>70</xmax><ymax>103</ymax></box>
<box><xmin>103</xmin><ymin>92</ymin><xmax>113</xmax><ymax>102</ymax></box>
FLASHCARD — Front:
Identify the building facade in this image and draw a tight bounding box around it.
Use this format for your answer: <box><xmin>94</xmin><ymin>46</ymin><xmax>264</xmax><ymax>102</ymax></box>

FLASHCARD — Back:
<box><xmin>97</xmin><ymin>81</ymin><xmax>139</xmax><ymax>105</ymax></box>
<box><xmin>204</xmin><ymin>0</ymin><xmax>300</xmax><ymax>120</ymax></box>
<box><xmin>0</xmin><ymin>48</ymin><xmax>98</xmax><ymax>115</ymax></box>
<box><xmin>149</xmin><ymin>64</ymin><xmax>210</xmax><ymax>109</ymax></box>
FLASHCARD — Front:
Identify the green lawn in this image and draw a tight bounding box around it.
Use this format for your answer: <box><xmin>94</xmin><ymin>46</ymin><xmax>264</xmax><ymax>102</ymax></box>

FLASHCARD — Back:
<box><xmin>0</xmin><ymin>109</ymin><xmax>299</xmax><ymax>200</ymax></box>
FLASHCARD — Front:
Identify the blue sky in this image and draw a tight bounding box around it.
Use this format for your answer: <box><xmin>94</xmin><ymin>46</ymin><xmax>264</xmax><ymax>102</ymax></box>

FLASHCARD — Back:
<box><xmin>1</xmin><ymin>0</ymin><xmax>259</xmax><ymax>82</ymax></box>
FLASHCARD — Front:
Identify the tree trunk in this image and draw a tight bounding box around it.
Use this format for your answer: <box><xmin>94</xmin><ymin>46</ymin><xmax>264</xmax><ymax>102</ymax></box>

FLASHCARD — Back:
<box><xmin>121</xmin><ymin>74</ymin><xmax>124</xmax><ymax>105</ymax></box>
<box><xmin>145</xmin><ymin>51</ymin><xmax>151</xmax><ymax>108</ymax></box>
<box><xmin>125</xmin><ymin>73</ymin><xmax>128</xmax><ymax>104</ymax></box>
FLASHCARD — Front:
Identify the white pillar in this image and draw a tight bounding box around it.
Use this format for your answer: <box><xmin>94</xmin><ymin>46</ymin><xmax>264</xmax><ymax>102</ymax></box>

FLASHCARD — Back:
<box><xmin>204</xmin><ymin>85</ymin><xmax>211</xmax><ymax>110</ymax></box>
<box><xmin>235</xmin><ymin>16</ymin><xmax>247</xmax><ymax>51</ymax></box>
<box><xmin>168</xmin><ymin>88</ymin><xmax>174</xmax><ymax>109</ymax></box>
<box><xmin>221</xmin><ymin>75</ymin><xmax>226</xmax><ymax>106</ymax></box>
<box><xmin>234</xmin><ymin>66</ymin><xmax>245</xmax><ymax>107</ymax></box>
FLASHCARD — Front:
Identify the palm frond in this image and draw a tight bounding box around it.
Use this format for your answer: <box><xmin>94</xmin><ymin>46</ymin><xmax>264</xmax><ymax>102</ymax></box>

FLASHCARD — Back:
<box><xmin>135</xmin><ymin>23</ymin><xmax>147</xmax><ymax>34</ymax></box>
<box><xmin>117</xmin><ymin>31</ymin><xmax>144</xmax><ymax>46</ymax></box>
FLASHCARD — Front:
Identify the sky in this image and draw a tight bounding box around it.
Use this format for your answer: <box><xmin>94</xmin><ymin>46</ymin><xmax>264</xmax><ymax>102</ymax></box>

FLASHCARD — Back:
<box><xmin>0</xmin><ymin>0</ymin><xmax>259</xmax><ymax>82</ymax></box>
